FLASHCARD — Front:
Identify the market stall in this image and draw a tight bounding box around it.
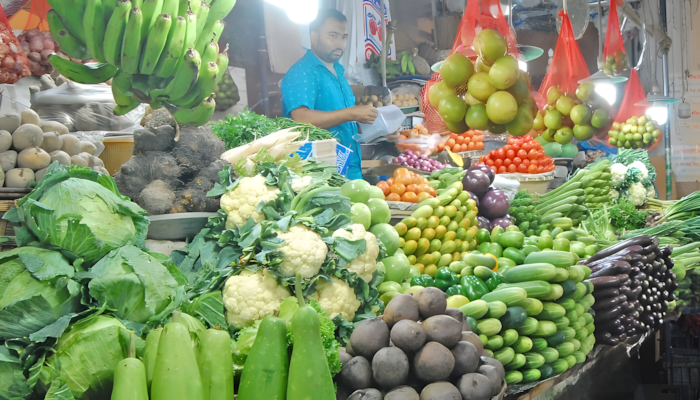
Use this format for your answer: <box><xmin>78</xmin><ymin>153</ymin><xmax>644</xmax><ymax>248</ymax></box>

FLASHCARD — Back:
<box><xmin>0</xmin><ymin>0</ymin><xmax>699</xmax><ymax>399</ymax></box>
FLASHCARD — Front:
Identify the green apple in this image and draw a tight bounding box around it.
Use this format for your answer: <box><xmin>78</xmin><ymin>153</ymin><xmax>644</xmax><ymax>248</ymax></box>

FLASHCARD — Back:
<box><xmin>544</xmin><ymin>110</ymin><xmax>563</xmax><ymax>130</ymax></box>
<box><xmin>367</xmin><ymin>198</ymin><xmax>391</xmax><ymax>225</ymax></box>
<box><xmin>573</xmin><ymin>124</ymin><xmax>596</xmax><ymax>141</ymax></box>
<box><xmin>370</xmin><ymin>223</ymin><xmax>400</xmax><ymax>256</ymax></box>
<box><xmin>547</xmin><ymin>86</ymin><xmax>562</xmax><ymax>105</ymax></box>
<box><xmin>576</xmin><ymin>83</ymin><xmax>594</xmax><ymax>101</ymax></box>
<box><xmin>554</xmin><ymin>127</ymin><xmax>574</xmax><ymax>144</ymax></box>
<box><xmin>555</xmin><ymin>96</ymin><xmax>576</xmax><ymax>116</ymax></box>
<box><xmin>570</xmin><ymin>104</ymin><xmax>592</xmax><ymax>125</ymax></box>
<box><xmin>341</xmin><ymin>180</ymin><xmax>371</xmax><ymax>204</ymax></box>
<box><xmin>541</xmin><ymin>128</ymin><xmax>557</xmax><ymax>142</ymax></box>
<box><xmin>381</xmin><ymin>254</ymin><xmax>411</xmax><ymax>283</ymax></box>
<box><xmin>533</xmin><ymin>112</ymin><xmax>545</xmax><ymax>131</ymax></box>
<box><xmin>350</xmin><ymin>203</ymin><xmax>372</xmax><ymax>229</ymax></box>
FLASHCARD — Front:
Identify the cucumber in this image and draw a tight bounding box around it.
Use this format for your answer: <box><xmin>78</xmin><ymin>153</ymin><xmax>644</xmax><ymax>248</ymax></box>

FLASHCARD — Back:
<box><xmin>535</xmin><ymin>302</ymin><xmax>567</xmax><ymax>320</ymax></box>
<box><xmin>561</xmin><ymin>327</ymin><xmax>576</xmax><ymax>341</ymax></box>
<box><xmin>476</xmin><ymin>318</ymin><xmax>503</xmax><ymax>337</ymax></box>
<box><xmin>505</xmin><ymin>353</ymin><xmax>527</xmax><ymax>370</ymax></box>
<box><xmin>497</xmin><ymin>231</ymin><xmax>525</xmax><ymax>249</ymax></box>
<box><xmin>493</xmin><ymin>347</ymin><xmax>515</xmax><ymax>366</ymax></box>
<box><xmin>556</xmin><ymin>298</ymin><xmax>575</xmax><ymax>311</ymax></box>
<box><xmin>539</xmin><ymin>347</ymin><xmax>560</xmax><ymax>364</ymax></box>
<box><xmin>514</xmin><ymin>298</ymin><xmax>544</xmax><ymax>316</ymax></box>
<box><xmin>524</xmin><ymin>352</ymin><xmax>546</xmax><ymax>369</ymax></box>
<box><xmin>545</xmin><ymin>331</ymin><xmax>566</xmax><ymax>347</ymax></box>
<box><xmin>505</xmin><ymin>370</ymin><xmax>523</xmax><ymax>384</ymax></box>
<box><xmin>522</xmin><ymin>368</ymin><xmax>542</xmax><ymax>383</ymax></box>
<box><xmin>459</xmin><ymin>300</ymin><xmax>489</xmax><ymax>319</ymax></box>
<box><xmin>524</xmin><ymin>250</ymin><xmax>576</xmax><ymax>269</ymax></box>
<box><xmin>560</xmin><ymin>280</ymin><xmax>577</xmax><ymax>298</ymax></box>
<box><xmin>474</xmin><ymin>265</ymin><xmax>494</xmax><ymax>281</ymax></box>
<box><xmin>500</xmin><ymin>307</ymin><xmax>528</xmax><ymax>329</ymax></box>
<box><xmin>463</xmin><ymin>253</ymin><xmax>497</xmax><ymax>269</ymax></box>
<box><xmin>539</xmin><ymin>364</ymin><xmax>554</xmax><ymax>379</ymax></box>
<box><xmin>498</xmin><ymin>281</ymin><xmax>552</xmax><ymax>299</ymax></box>
<box><xmin>514</xmin><ymin>317</ymin><xmax>539</xmax><ymax>336</ymax></box>
<box><xmin>572</xmin><ymin>351</ymin><xmax>586</xmax><ymax>364</ymax></box>
<box><xmin>532</xmin><ymin>321</ymin><xmax>558</xmax><ymax>338</ymax></box>
<box><xmin>503</xmin><ymin>247</ymin><xmax>526</xmax><ymax>265</ymax></box>
<box><xmin>553</xmin><ymin>317</ymin><xmax>570</xmax><ymax>331</ymax></box>
<box><xmin>556</xmin><ymin>341</ymin><xmax>575</xmax><ymax>358</ymax></box>
<box><xmin>539</xmin><ymin>284</ymin><xmax>564</xmax><ymax>301</ymax></box>
<box><xmin>504</xmin><ymin>263</ymin><xmax>557</xmax><ymax>283</ymax></box>
<box><xmin>486</xmin><ymin>301</ymin><xmax>508</xmax><ymax>319</ymax></box>
<box><xmin>565</xmin><ymin>355</ymin><xmax>577</xmax><ymax>368</ymax></box>
<box><xmin>481</xmin><ymin>287</ymin><xmax>528</xmax><ymax>306</ymax></box>
<box><xmin>570</xmin><ymin>338</ymin><xmax>581</xmax><ymax>352</ymax></box>
<box><xmin>502</xmin><ymin>329</ymin><xmax>519</xmax><ymax>347</ymax></box>
<box><xmin>486</xmin><ymin>335</ymin><xmax>504</xmax><ymax>351</ymax></box>
<box><xmin>532</xmin><ymin>338</ymin><xmax>548</xmax><ymax>352</ymax></box>
<box><xmin>567</xmin><ymin>265</ymin><xmax>585</xmax><ymax>283</ymax></box>
<box><xmin>574</xmin><ymin>327</ymin><xmax>589</xmax><ymax>342</ymax></box>
<box><xmin>551</xmin><ymin>358</ymin><xmax>569</xmax><ymax>374</ymax></box>
<box><xmin>512</xmin><ymin>336</ymin><xmax>533</xmax><ymax>353</ymax></box>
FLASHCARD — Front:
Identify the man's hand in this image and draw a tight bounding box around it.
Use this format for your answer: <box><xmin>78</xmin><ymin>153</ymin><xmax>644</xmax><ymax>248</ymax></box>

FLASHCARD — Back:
<box><xmin>350</xmin><ymin>105</ymin><xmax>379</xmax><ymax>124</ymax></box>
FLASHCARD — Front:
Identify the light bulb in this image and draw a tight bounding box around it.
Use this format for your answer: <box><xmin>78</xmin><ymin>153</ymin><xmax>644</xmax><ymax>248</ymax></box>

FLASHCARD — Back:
<box><xmin>647</xmin><ymin>103</ymin><xmax>668</xmax><ymax>125</ymax></box>
<box><xmin>594</xmin><ymin>83</ymin><xmax>616</xmax><ymax>106</ymax></box>
<box><xmin>265</xmin><ymin>0</ymin><xmax>319</xmax><ymax>24</ymax></box>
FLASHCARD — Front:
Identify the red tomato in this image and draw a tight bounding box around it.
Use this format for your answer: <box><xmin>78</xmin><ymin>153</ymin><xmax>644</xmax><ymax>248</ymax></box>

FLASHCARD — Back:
<box><xmin>523</xmin><ymin>134</ymin><xmax>533</xmax><ymax>141</ymax></box>
<box><xmin>522</xmin><ymin>159</ymin><xmax>531</xmax><ymax>167</ymax></box>
<box><xmin>494</xmin><ymin>159</ymin><xmax>503</xmax><ymax>168</ymax></box>
<box><xmin>517</xmin><ymin>164</ymin><xmax>528</xmax><ymax>173</ymax></box>
<box><xmin>527</xmin><ymin>149</ymin><xmax>539</xmax><ymax>160</ymax></box>
<box><xmin>530</xmin><ymin>159</ymin><xmax>538</xmax><ymax>166</ymax></box>
<box><xmin>507</xmin><ymin>164</ymin><xmax>517</xmax><ymax>173</ymax></box>
<box><xmin>503</xmin><ymin>158</ymin><xmax>512</xmax><ymax>167</ymax></box>
<box><xmin>532</xmin><ymin>141</ymin><xmax>542</xmax><ymax>150</ymax></box>
<box><xmin>537</xmin><ymin>165</ymin><xmax>545</xmax><ymax>173</ymax></box>
<box><xmin>506</xmin><ymin>149</ymin><xmax>516</xmax><ymax>159</ymax></box>
<box><xmin>528</xmin><ymin>164</ymin><xmax>538</xmax><ymax>174</ymax></box>
<box><xmin>513</xmin><ymin>157</ymin><xmax>522</xmax><ymax>166</ymax></box>
<box><xmin>483</xmin><ymin>154</ymin><xmax>492</xmax><ymax>162</ymax></box>
<box><xmin>498</xmin><ymin>166</ymin><xmax>507</xmax><ymax>174</ymax></box>
<box><xmin>517</xmin><ymin>149</ymin><xmax>528</xmax><ymax>159</ymax></box>
<box><xmin>491</xmin><ymin>166</ymin><xmax>498</xmax><ymax>174</ymax></box>
<box><xmin>495</xmin><ymin>148</ymin><xmax>506</xmax><ymax>160</ymax></box>
<box><xmin>511</xmin><ymin>143</ymin><xmax>521</xmax><ymax>152</ymax></box>
<box><xmin>485</xmin><ymin>159</ymin><xmax>495</xmax><ymax>167</ymax></box>
<box><xmin>522</xmin><ymin>142</ymin><xmax>533</xmax><ymax>152</ymax></box>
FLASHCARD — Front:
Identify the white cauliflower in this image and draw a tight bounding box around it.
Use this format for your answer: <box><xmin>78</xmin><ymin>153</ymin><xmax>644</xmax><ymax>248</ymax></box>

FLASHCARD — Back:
<box><xmin>610</xmin><ymin>163</ymin><xmax>628</xmax><ymax>184</ymax></box>
<box><xmin>277</xmin><ymin>224</ymin><xmax>328</xmax><ymax>278</ymax></box>
<box><xmin>223</xmin><ymin>269</ymin><xmax>291</xmax><ymax>328</ymax></box>
<box><xmin>221</xmin><ymin>175</ymin><xmax>280</xmax><ymax>229</ymax></box>
<box><xmin>291</xmin><ymin>176</ymin><xmax>313</xmax><ymax>193</ymax></box>
<box><xmin>629</xmin><ymin>161</ymin><xmax>649</xmax><ymax>179</ymax></box>
<box><xmin>610</xmin><ymin>189</ymin><xmax>620</xmax><ymax>200</ymax></box>
<box><xmin>311</xmin><ymin>277</ymin><xmax>361</xmax><ymax>321</ymax></box>
<box><xmin>628</xmin><ymin>182</ymin><xmax>647</xmax><ymax>206</ymax></box>
<box><xmin>332</xmin><ymin>224</ymin><xmax>379</xmax><ymax>282</ymax></box>
<box><xmin>646</xmin><ymin>185</ymin><xmax>657</xmax><ymax>198</ymax></box>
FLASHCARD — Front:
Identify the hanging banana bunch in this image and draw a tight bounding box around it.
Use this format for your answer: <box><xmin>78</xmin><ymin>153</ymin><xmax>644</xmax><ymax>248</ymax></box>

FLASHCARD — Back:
<box><xmin>46</xmin><ymin>0</ymin><xmax>237</xmax><ymax>127</ymax></box>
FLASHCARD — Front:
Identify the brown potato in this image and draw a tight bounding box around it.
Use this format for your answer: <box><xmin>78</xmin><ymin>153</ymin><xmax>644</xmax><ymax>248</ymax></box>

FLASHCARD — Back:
<box><xmin>461</xmin><ymin>332</ymin><xmax>485</xmax><ymax>356</ymax></box>
<box><xmin>391</xmin><ymin>320</ymin><xmax>426</xmax><ymax>354</ymax></box>
<box><xmin>422</xmin><ymin>315</ymin><xmax>462</xmax><ymax>348</ymax></box>
<box><xmin>450</xmin><ymin>341</ymin><xmax>480</xmax><ymax>377</ymax></box>
<box><xmin>478</xmin><ymin>365</ymin><xmax>502</xmax><ymax>396</ymax></box>
<box><xmin>349</xmin><ymin>318</ymin><xmax>390</xmax><ymax>361</ymax></box>
<box><xmin>372</xmin><ymin>347</ymin><xmax>409</xmax><ymax>389</ymax></box>
<box><xmin>383</xmin><ymin>294</ymin><xmax>420</xmax><ymax>328</ymax></box>
<box><xmin>456</xmin><ymin>373</ymin><xmax>492</xmax><ymax>400</ymax></box>
<box><xmin>419</xmin><ymin>382</ymin><xmax>461</xmax><ymax>400</ymax></box>
<box><xmin>339</xmin><ymin>350</ymin><xmax>353</xmax><ymax>366</ymax></box>
<box><xmin>338</xmin><ymin>356</ymin><xmax>373</xmax><ymax>391</ymax></box>
<box><xmin>386</xmin><ymin>386</ymin><xmax>419</xmax><ymax>400</ymax></box>
<box><xmin>415</xmin><ymin>287</ymin><xmax>447</xmax><ymax>320</ymax></box>
<box><xmin>444</xmin><ymin>308</ymin><xmax>464</xmax><ymax>324</ymax></box>
<box><xmin>479</xmin><ymin>357</ymin><xmax>505</xmax><ymax>382</ymax></box>
<box><xmin>414</xmin><ymin>342</ymin><xmax>455</xmax><ymax>383</ymax></box>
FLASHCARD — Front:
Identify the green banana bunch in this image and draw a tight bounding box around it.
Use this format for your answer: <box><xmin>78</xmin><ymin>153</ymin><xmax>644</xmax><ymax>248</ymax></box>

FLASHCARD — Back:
<box><xmin>401</xmin><ymin>51</ymin><xmax>409</xmax><ymax>74</ymax></box>
<box><xmin>46</xmin><ymin>0</ymin><xmax>237</xmax><ymax>127</ymax></box>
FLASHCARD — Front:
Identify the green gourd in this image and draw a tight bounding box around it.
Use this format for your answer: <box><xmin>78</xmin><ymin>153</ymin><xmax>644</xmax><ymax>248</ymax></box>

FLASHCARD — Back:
<box><xmin>197</xmin><ymin>328</ymin><xmax>234</xmax><ymax>400</ymax></box>
<box><xmin>287</xmin><ymin>274</ymin><xmax>335</xmax><ymax>400</ymax></box>
<box><xmin>111</xmin><ymin>333</ymin><xmax>148</xmax><ymax>400</ymax></box>
<box><xmin>143</xmin><ymin>327</ymin><xmax>162</xmax><ymax>390</ymax></box>
<box><xmin>237</xmin><ymin>316</ymin><xmax>289</xmax><ymax>400</ymax></box>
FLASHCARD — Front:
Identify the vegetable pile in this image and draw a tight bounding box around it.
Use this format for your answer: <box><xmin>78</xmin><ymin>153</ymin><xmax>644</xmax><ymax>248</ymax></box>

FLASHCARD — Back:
<box><xmin>581</xmin><ymin>236</ymin><xmax>677</xmax><ymax>345</ymax></box>
<box><xmin>391</xmin><ymin>149</ymin><xmax>447</xmax><ymax>173</ymax></box>
<box><xmin>476</xmin><ymin>135</ymin><xmax>555</xmax><ymax>175</ymax></box>
<box><xmin>461</xmin><ymin>165</ymin><xmax>513</xmax><ymax>230</ymax></box>
<box><xmin>337</xmin><ymin>289</ymin><xmax>507</xmax><ymax>400</ymax></box>
<box><xmin>377</xmin><ymin>167</ymin><xmax>438</xmax><ymax>203</ymax></box>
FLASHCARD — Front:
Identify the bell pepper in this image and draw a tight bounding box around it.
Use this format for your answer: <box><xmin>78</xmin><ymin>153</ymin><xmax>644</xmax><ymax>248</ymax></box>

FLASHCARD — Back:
<box><xmin>446</xmin><ymin>285</ymin><xmax>463</xmax><ymax>298</ymax></box>
<box><xmin>460</xmin><ymin>275</ymin><xmax>490</xmax><ymax>301</ymax></box>
<box><xmin>485</xmin><ymin>272</ymin><xmax>507</xmax><ymax>291</ymax></box>
<box><xmin>411</xmin><ymin>274</ymin><xmax>435</xmax><ymax>287</ymax></box>
<box><xmin>435</xmin><ymin>267</ymin><xmax>459</xmax><ymax>291</ymax></box>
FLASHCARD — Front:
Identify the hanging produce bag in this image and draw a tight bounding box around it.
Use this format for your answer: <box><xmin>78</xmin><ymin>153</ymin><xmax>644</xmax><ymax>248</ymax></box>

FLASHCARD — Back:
<box><xmin>9</xmin><ymin>0</ymin><xmax>51</xmax><ymax>31</ymax></box>
<box><xmin>535</xmin><ymin>10</ymin><xmax>590</xmax><ymax>109</ymax></box>
<box><xmin>0</xmin><ymin>5</ymin><xmax>32</xmax><ymax>84</ymax></box>
<box><xmin>604</xmin><ymin>68</ymin><xmax>661</xmax><ymax>150</ymax></box>
<box><xmin>420</xmin><ymin>0</ymin><xmax>520</xmax><ymax>133</ymax></box>
<box><xmin>602</xmin><ymin>0</ymin><xmax>629</xmax><ymax>76</ymax></box>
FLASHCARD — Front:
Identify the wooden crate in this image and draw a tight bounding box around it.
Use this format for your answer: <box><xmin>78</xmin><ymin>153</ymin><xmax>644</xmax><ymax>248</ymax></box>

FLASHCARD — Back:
<box><xmin>0</xmin><ymin>199</ymin><xmax>17</xmax><ymax>251</ymax></box>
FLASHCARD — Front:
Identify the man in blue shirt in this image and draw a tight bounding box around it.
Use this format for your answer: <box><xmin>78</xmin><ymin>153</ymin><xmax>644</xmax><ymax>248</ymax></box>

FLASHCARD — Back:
<box><xmin>281</xmin><ymin>9</ymin><xmax>378</xmax><ymax>180</ymax></box>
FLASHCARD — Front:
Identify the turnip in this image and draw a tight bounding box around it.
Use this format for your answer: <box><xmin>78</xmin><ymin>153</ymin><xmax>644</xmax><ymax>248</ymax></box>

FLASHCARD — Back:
<box><xmin>17</xmin><ymin>147</ymin><xmax>51</xmax><ymax>170</ymax></box>
<box><xmin>40</xmin><ymin>120</ymin><xmax>69</xmax><ymax>135</ymax></box>
<box><xmin>70</xmin><ymin>154</ymin><xmax>89</xmax><ymax>167</ymax></box>
<box><xmin>35</xmin><ymin>167</ymin><xmax>48</xmax><ymax>182</ymax></box>
<box><xmin>80</xmin><ymin>141</ymin><xmax>97</xmax><ymax>155</ymax></box>
<box><xmin>61</xmin><ymin>134</ymin><xmax>82</xmax><ymax>156</ymax></box>
<box><xmin>5</xmin><ymin>168</ymin><xmax>34</xmax><ymax>188</ymax></box>
<box><xmin>12</xmin><ymin>124</ymin><xmax>44</xmax><ymax>151</ymax></box>
<box><xmin>0</xmin><ymin>130</ymin><xmax>11</xmax><ymax>152</ymax></box>
<box><xmin>49</xmin><ymin>150</ymin><xmax>71</xmax><ymax>166</ymax></box>
<box><xmin>20</xmin><ymin>109</ymin><xmax>40</xmax><ymax>126</ymax></box>
<box><xmin>40</xmin><ymin>132</ymin><xmax>63</xmax><ymax>153</ymax></box>
<box><xmin>0</xmin><ymin>113</ymin><xmax>21</xmax><ymax>134</ymax></box>
<box><xmin>0</xmin><ymin>150</ymin><xmax>17</xmax><ymax>172</ymax></box>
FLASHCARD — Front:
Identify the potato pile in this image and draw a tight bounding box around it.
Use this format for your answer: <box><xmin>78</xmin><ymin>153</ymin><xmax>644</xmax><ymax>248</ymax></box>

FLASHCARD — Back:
<box><xmin>17</xmin><ymin>29</ymin><xmax>58</xmax><ymax>76</ymax></box>
<box><xmin>392</xmin><ymin>93</ymin><xmax>419</xmax><ymax>108</ymax></box>
<box><xmin>358</xmin><ymin>95</ymin><xmax>391</xmax><ymax>108</ymax></box>
<box><xmin>0</xmin><ymin>110</ymin><xmax>108</xmax><ymax>188</ymax></box>
<box><xmin>338</xmin><ymin>287</ymin><xmax>506</xmax><ymax>400</ymax></box>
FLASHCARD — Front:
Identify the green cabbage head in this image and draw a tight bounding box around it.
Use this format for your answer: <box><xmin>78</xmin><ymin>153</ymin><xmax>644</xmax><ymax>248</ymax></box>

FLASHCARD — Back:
<box><xmin>4</xmin><ymin>164</ymin><xmax>149</xmax><ymax>264</ymax></box>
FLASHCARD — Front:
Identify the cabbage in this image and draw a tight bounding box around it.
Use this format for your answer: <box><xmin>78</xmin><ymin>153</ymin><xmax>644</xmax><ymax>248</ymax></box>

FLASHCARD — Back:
<box><xmin>4</xmin><ymin>164</ymin><xmax>149</xmax><ymax>265</ymax></box>
<box><xmin>40</xmin><ymin>315</ymin><xmax>145</xmax><ymax>400</ymax></box>
<box><xmin>0</xmin><ymin>247</ymin><xmax>82</xmax><ymax>341</ymax></box>
<box><xmin>87</xmin><ymin>246</ymin><xmax>182</xmax><ymax>324</ymax></box>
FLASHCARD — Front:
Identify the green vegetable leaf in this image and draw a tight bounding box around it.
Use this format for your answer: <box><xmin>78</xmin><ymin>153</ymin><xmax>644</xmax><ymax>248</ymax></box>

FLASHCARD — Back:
<box><xmin>332</xmin><ymin>237</ymin><xmax>367</xmax><ymax>266</ymax></box>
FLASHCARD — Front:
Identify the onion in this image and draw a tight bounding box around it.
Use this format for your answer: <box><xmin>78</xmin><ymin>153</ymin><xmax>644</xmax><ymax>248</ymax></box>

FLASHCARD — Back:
<box><xmin>406</xmin><ymin>150</ymin><xmax>414</xmax><ymax>156</ymax></box>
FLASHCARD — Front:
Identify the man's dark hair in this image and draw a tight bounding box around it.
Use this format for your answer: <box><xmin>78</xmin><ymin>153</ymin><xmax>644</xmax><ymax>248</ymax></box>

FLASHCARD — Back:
<box><xmin>310</xmin><ymin>9</ymin><xmax>347</xmax><ymax>32</ymax></box>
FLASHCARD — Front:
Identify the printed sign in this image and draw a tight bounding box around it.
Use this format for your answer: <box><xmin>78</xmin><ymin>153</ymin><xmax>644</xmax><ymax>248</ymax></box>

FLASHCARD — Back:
<box><xmin>362</xmin><ymin>0</ymin><xmax>392</xmax><ymax>60</ymax></box>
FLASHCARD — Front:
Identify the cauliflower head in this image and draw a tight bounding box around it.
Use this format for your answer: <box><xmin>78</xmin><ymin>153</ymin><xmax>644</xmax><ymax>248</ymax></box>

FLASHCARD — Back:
<box><xmin>610</xmin><ymin>189</ymin><xmax>620</xmax><ymax>200</ymax></box>
<box><xmin>332</xmin><ymin>224</ymin><xmax>379</xmax><ymax>282</ymax></box>
<box><xmin>221</xmin><ymin>175</ymin><xmax>280</xmax><ymax>229</ymax></box>
<box><xmin>223</xmin><ymin>269</ymin><xmax>291</xmax><ymax>329</ymax></box>
<box><xmin>291</xmin><ymin>176</ymin><xmax>313</xmax><ymax>193</ymax></box>
<box><xmin>277</xmin><ymin>224</ymin><xmax>328</xmax><ymax>279</ymax></box>
<box><xmin>610</xmin><ymin>163</ymin><xmax>628</xmax><ymax>184</ymax></box>
<box><xmin>628</xmin><ymin>182</ymin><xmax>647</xmax><ymax>206</ymax></box>
<box><xmin>646</xmin><ymin>184</ymin><xmax>657</xmax><ymax>199</ymax></box>
<box><xmin>629</xmin><ymin>161</ymin><xmax>649</xmax><ymax>179</ymax></box>
<box><xmin>311</xmin><ymin>277</ymin><xmax>361</xmax><ymax>321</ymax></box>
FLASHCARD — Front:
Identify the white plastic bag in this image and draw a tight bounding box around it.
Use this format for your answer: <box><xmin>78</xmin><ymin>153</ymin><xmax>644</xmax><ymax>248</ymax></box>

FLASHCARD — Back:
<box><xmin>357</xmin><ymin>105</ymin><xmax>405</xmax><ymax>143</ymax></box>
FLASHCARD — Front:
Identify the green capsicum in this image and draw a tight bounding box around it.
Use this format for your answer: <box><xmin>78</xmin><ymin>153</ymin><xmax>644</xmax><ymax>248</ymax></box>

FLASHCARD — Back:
<box><xmin>435</xmin><ymin>267</ymin><xmax>459</xmax><ymax>291</ymax></box>
<box><xmin>411</xmin><ymin>274</ymin><xmax>435</xmax><ymax>287</ymax></box>
<box><xmin>485</xmin><ymin>272</ymin><xmax>508</xmax><ymax>291</ymax></box>
<box><xmin>460</xmin><ymin>275</ymin><xmax>490</xmax><ymax>301</ymax></box>
<box><xmin>446</xmin><ymin>285</ymin><xmax>463</xmax><ymax>297</ymax></box>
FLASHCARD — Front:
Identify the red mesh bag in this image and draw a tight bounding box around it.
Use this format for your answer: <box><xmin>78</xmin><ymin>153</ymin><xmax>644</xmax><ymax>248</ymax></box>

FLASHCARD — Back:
<box><xmin>0</xmin><ymin>5</ymin><xmax>32</xmax><ymax>83</ymax></box>
<box><xmin>420</xmin><ymin>0</ymin><xmax>518</xmax><ymax>133</ymax></box>
<box><xmin>602</xmin><ymin>0</ymin><xmax>629</xmax><ymax>76</ymax></box>
<box><xmin>535</xmin><ymin>10</ymin><xmax>590</xmax><ymax>109</ymax></box>
<box><xmin>9</xmin><ymin>0</ymin><xmax>52</xmax><ymax>31</ymax></box>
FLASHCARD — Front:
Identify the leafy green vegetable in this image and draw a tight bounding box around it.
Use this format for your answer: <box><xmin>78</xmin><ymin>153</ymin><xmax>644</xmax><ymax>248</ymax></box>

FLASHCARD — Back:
<box><xmin>84</xmin><ymin>246</ymin><xmax>183</xmax><ymax>324</ymax></box>
<box><xmin>0</xmin><ymin>247</ymin><xmax>82</xmax><ymax>341</ymax></box>
<box><xmin>0</xmin><ymin>347</ymin><xmax>31</xmax><ymax>400</ymax></box>
<box><xmin>39</xmin><ymin>315</ymin><xmax>145</xmax><ymax>400</ymax></box>
<box><xmin>211</xmin><ymin>108</ymin><xmax>335</xmax><ymax>150</ymax></box>
<box><xmin>607</xmin><ymin>200</ymin><xmax>648</xmax><ymax>231</ymax></box>
<box><xmin>4</xmin><ymin>164</ymin><xmax>149</xmax><ymax>265</ymax></box>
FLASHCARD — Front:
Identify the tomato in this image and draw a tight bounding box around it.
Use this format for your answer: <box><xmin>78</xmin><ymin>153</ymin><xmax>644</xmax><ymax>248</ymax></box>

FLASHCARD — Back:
<box><xmin>391</xmin><ymin>183</ymin><xmax>406</xmax><ymax>195</ymax></box>
<box><xmin>428</xmin><ymin>187</ymin><xmax>437</xmax><ymax>197</ymax></box>
<box><xmin>494</xmin><ymin>159</ymin><xmax>503</xmax><ymax>168</ymax></box>
<box><xmin>387</xmin><ymin>178</ymin><xmax>394</xmax><ymax>186</ymax></box>
<box><xmin>511</xmin><ymin>143</ymin><xmax>521</xmax><ymax>152</ymax></box>
<box><xmin>394</xmin><ymin>167</ymin><xmax>409</xmax><ymax>177</ymax></box>
<box><xmin>446</xmin><ymin>138</ymin><xmax>456</xmax><ymax>148</ymax></box>
<box><xmin>495</xmin><ymin>148</ymin><xmax>506</xmax><ymax>160</ymax></box>
<box><xmin>537</xmin><ymin>165</ymin><xmax>545</xmax><ymax>173</ymax></box>
<box><xmin>386</xmin><ymin>193</ymin><xmax>401</xmax><ymax>201</ymax></box>
<box><xmin>527</xmin><ymin>164</ymin><xmax>538</xmax><ymax>174</ymax></box>
<box><xmin>491</xmin><ymin>166</ymin><xmax>498</xmax><ymax>174</ymax></box>
<box><xmin>506</xmin><ymin>149</ymin><xmax>516</xmax><ymax>159</ymax></box>
<box><xmin>517</xmin><ymin>164</ymin><xmax>528</xmax><ymax>173</ymax></box>
<box><xmin>528</xmin><ymin>149</ymin><xmax>539</xmax><ymax>160</ymax></box>
<box><xmin>395</xmin><ymin>173</ymin><xmax>413</xmax><ymax>186</ymax></box>
<box><xmin>402</xmin><ymin>192</ymin><xmax>419</xmax><ymax>203</ymax></box>
<box><xmin>417</xmin><ymin>192</ymin><xmax>433</xmax><ymax>202</ymax></box>
<box><xmin>498</xmin><ymin>166</ymin><xmax>507</xmax><ymax>174</ymax></box>
<box><xmin>406</xmin><ymin>184</ymin><xmax>419</xmax><ymax>194</ymax></box>
<box><xmin>513</xmin><ymin>157</ymin><xmax>522</xmax><ymax>166</ymax></box>
<box><xmin>530</xmin><ymin>159</ymin><xmax>538</xmax><ymax>166</ymax></box>
<box><xmin>489</xmin><ymin>150</ymin><xmax>498</xmax><ymax>159</ymax></box>
<box><xmin>522</xmin><ymin>159</ymin><xmax>531</xmax><ymax>167</ymax></box>
<box><xmin>523</xmin><ymin>134</ymin><xmax>533</xmax><ymax>141</ymax></box>
<box><xmin>503</xmin><ymin>159</ymin><xmax>512</xmax><ymax>167</ymax></box>
<box><xmin>456</xmin><ymin>136</ymin><xmax>465</xmax><ymax>145</ymax></box>
<box><xmin>483</xmin><ymin>154</ymin><xmax>492</xmax><ymax>162</ymax></box>
<box><xmin>517</xmin><ymin>149</ymin><xmax>528</xmax><ymax>159</ymax></box>
<box><xmin>485</xmin><ymin>159</ymin><xmax>495</xmax><ymax>167</ymax></box>
<box><xmin>377</xmin><ymin>181</ymin><xmax>390</xmax><ymax>196</ymax></box>
<box><xmin>532</xmin><ymin>141</ymin><xmax>542</xmax><ymax>149</ymax></box>
<box><xmin>507</xmin><ymin>164</ymin><xmax>517</xmax><ymax>173</ymax></box>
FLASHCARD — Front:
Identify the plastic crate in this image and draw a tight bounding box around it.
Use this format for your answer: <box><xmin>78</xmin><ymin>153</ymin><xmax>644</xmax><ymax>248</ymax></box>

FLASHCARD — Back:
<box><xmin>99</xmin><ymin>136</ymin><xmax>134</xmax><ymax>175</ymax></box>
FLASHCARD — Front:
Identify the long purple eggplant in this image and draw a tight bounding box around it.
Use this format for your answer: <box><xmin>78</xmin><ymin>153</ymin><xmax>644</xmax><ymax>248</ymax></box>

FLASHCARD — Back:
<box><xmin>588</xmin><ymin>276</ymin><xmax>624</xmax><ymax>289</ymax></box>
<box><xmin>585</xmin><ymin>236</ymin><xmax>653</xmax><ymax>263</ymax></box>
<box><xmin>590</xmin><ymin>261</ymin><xmax>632</xmax><ymax>278</ymax></box>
